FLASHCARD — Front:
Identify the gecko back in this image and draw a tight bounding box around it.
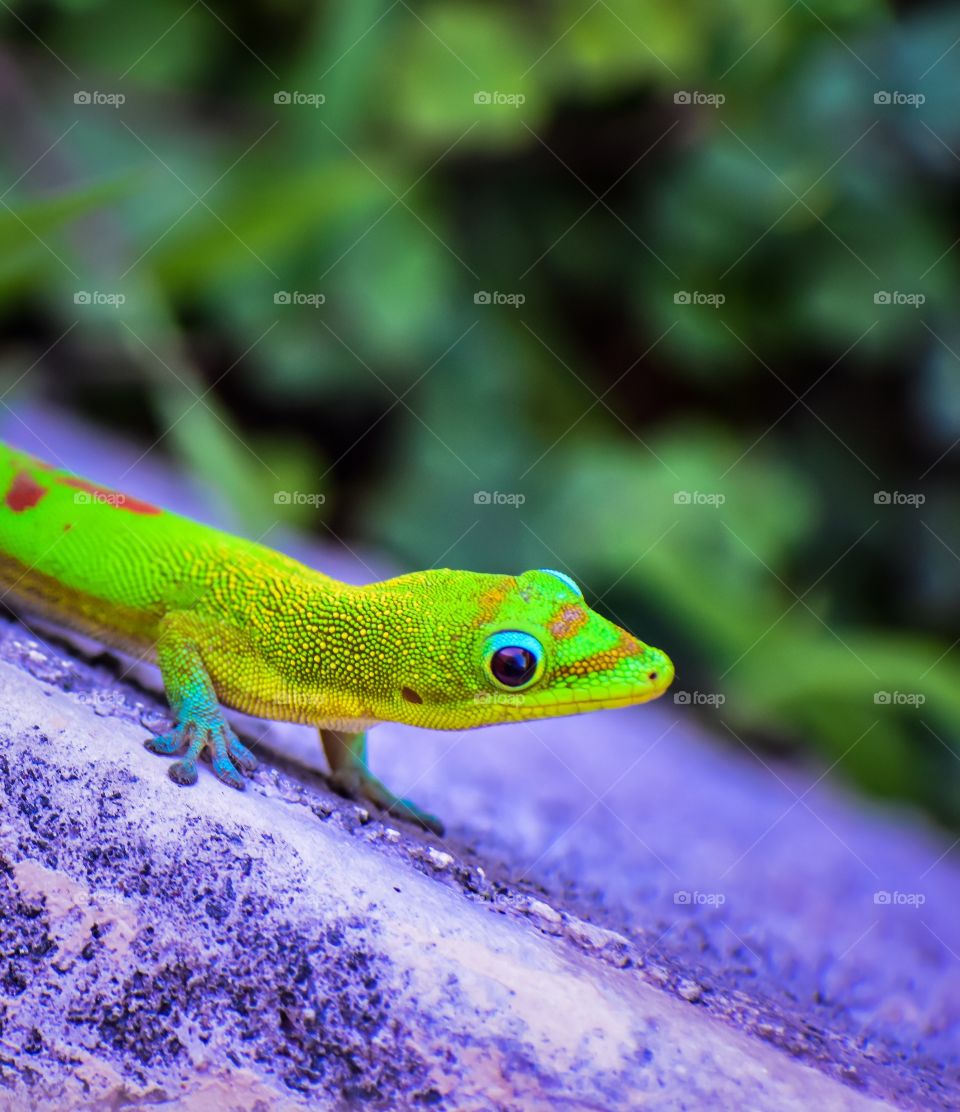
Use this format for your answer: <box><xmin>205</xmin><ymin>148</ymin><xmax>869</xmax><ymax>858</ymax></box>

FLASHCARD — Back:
<box><xmin>0</xmin><ymin>442</ymin><xmax>336</xmax><ymax>651</ymax></box>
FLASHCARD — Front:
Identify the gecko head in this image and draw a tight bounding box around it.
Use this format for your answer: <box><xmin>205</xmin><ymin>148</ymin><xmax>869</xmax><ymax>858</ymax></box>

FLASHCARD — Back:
<box><xmin>368</xmin><ymin>568</ymin><xmax>673</xmax><ymax>730</ymax></box>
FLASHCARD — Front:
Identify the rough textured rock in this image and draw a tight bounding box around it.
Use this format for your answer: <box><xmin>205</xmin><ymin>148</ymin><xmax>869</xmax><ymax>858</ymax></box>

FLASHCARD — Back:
<box><xmin>0</xmin><ymin>413</ymin><xmax>957</xmax><ymax>1109</ymax></box>
<box><xmin>0</xmin><ymin>632</ymin><xmax>899</xmax><ymax>1111</ymax></box>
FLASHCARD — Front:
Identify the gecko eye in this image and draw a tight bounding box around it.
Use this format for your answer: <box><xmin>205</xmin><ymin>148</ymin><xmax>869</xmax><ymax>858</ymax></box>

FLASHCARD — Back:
<box><xmin>484</xmin><ymin>631</ymin><xmax>545</xmax><ymax>690</ymax></box>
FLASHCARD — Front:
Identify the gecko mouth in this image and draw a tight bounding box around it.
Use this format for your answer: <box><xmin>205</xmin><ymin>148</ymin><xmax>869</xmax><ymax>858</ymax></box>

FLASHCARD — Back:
<box><xmin>534</xmin><ymin>689</ymin><xmax>670</xmax><ymax>712</ymax></box>
<box><xmin>526</xmin><ymin>659</ymin><xmax>675</xmax><ymax>712</ymax></box>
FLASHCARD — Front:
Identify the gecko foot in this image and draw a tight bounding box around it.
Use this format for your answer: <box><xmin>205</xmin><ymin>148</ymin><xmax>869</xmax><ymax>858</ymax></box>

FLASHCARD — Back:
<box><xmin>327</xmin><ymin>766</ymin><xmax>445</xmax><ymax>836</ymax></box>
<box><xmin>145</xmin><ymin>716</ymin><xmax>257</xmax><ymax>790</ymax></box>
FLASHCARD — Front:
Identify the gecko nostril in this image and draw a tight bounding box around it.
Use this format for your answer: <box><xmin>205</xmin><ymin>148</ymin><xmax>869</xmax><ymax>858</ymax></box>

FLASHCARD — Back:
<box><xmin>648</xmin><ymin>671</ymin><xmax>659</xmax><ymax>681</ymax></box>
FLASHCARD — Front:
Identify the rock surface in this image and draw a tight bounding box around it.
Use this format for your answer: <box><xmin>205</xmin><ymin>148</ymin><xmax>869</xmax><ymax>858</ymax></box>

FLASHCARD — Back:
<box><xmin>0</xmin><ymin>628</ymin><xmax>910</xmax><ymax>1111</ymax></box>
<box><xmin>0</xmin><ymin>414</ymin><xmax>957</xmax><ymax>1110</ymax></box>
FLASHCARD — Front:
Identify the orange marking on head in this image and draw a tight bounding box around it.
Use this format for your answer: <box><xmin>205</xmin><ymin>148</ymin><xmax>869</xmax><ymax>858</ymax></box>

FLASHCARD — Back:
<box><xmin>549</xmin><ymin>604</ymin><xmax>587</xmax><ymax>640</ymax></box>
<box><xmin>6</xmin><ymin>470</ymin><xmax>48</xmax><ymax>512</ymax></box>
<box><xmin>62</xmin><ymin>476</ymin><xmax>161</xmax><ymax>516</ymax></box>
<box><xmin>475</xmin><ymin>579</ymin><xmax>512</xmax><ymax>625</ymax></box>
<box><xmin>553</xmin><ymin>630</ymin><xmax>642</xmax><ymax>679</ymax></box>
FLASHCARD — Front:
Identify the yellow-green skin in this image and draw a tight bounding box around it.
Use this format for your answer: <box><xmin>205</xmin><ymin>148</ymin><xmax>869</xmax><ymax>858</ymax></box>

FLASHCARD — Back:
<box><xmin>0</xmin><ymin>442</ymin><xmax>673</xmax><ymax>832</ymax></box>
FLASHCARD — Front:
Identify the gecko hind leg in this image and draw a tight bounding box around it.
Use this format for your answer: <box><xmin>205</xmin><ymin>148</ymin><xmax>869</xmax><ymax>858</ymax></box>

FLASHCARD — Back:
<box><xmin>321</xmin><ymin>728</ymin><xmax>444</xmax><ymax>836</ymax></box>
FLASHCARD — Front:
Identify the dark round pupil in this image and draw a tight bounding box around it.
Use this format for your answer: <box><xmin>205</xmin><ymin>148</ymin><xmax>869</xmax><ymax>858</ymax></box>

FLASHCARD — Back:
<box><xmin>491</xmin><ymin>645</ymin><xmax>537</xmax><ymax>687</ymax></box>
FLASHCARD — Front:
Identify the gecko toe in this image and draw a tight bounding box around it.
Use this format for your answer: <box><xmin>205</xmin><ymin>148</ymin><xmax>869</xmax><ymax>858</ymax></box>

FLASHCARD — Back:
<box><xmin>226</xmin><ymin>730</ymin><xmax>258</xmax><ymax>772</ymax></box>
<box><xmin>386</xmin><ymin>799</ymin><xmax>445</xmax><ymax>837</ymax></box>
<box><xmin>145</xmin><ymin>730</ymin><xmax>184</xmax><ymax>756</ymax></box>
<box><xmin>211</xmin><ymin>754</ymin><xmax>246</xmax><ymax>790</ymax></box>
<box><xmin>168</xmin><ymin>758</ymin><xmax>199</xmax><ymax>786</ymax></box>
<box><xmin>328</xmin><ymin>764</ymin><xmax>445</xmax><ymax>835</ymax></box>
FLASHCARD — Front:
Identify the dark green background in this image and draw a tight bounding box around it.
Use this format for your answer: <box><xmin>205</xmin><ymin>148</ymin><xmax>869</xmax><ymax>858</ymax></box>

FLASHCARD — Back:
<box><xmin>3</xmin><ymin>0</ymin><xmax>960</xmax><ymax>824</ymax></box>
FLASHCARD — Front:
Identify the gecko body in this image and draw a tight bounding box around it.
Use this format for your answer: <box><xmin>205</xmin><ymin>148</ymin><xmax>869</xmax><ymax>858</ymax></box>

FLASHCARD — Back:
<box><xmin>0</xmin><ymin>442</ymin><xmax>673</xmax><ymax>832</ymax></box>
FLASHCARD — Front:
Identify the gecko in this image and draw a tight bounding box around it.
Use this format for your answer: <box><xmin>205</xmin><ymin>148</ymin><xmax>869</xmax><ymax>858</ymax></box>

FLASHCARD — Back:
<box><xmin>0</xmin><ymin>441</ymin><xmax>674</xmax><ymax>834</ymax></box>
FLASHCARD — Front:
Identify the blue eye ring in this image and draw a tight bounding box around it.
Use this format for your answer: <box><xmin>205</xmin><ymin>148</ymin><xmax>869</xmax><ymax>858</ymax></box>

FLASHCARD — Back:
<box><xmin>538</xmin><ymin>568</ymin><xmax>583</xmax><ymax>598</ymax></box>
<box><xmin>483</xmin><ymin>630</ymin><xmax>545</xmax><ymax>690</ymax></box>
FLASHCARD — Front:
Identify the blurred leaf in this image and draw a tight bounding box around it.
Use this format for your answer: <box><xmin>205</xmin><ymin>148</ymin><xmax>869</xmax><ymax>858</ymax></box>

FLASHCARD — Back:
<box><xmin>0</xmin><ymin>178</ymin><xmax>131</xmax><ymax>289</ymax></box>
<box><xmin>381</xmin><ymin>4</ymin><xmax>544</xmax><ymax>144</ymax></box>
<box><xmin>551</xmin><ymin>0</ymin><xmax>701</xmax><ymax>92</ymax></box>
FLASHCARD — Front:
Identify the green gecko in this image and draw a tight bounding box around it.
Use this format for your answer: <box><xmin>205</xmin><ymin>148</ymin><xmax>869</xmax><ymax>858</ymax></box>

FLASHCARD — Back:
<box><xmin>0</xmin><ymin>441</ymin><xmax>673</xmax><ymax>834</ymax></box>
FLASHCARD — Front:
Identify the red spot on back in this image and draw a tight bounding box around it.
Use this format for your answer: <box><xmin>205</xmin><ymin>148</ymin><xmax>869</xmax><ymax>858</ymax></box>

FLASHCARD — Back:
<box><xmin>63</xmin><ymin>523</ymin><xmax>73</xmax><ymax>532</ymax></box>
<box><xmin>6</xmin><ymin>470</ymin><xmax>48</xmax><ymax>512</ymax></box>
<box><xmin>62</xmin><ymin>476</ymin><xmax>161</xmax><ymax>516</ymax></box>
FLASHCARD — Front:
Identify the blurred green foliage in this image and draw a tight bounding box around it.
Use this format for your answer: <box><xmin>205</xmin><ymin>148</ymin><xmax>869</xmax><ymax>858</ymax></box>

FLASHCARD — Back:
<box><xmin>3</xmin><ymin>0</ymin><xmax>960</xmax><ymax>824</ymax></box>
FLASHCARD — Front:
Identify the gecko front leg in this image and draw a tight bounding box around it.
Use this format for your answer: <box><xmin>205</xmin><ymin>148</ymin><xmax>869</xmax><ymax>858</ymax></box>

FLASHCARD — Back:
<box><xmin>145</xmin><ymin>612</ymin><xmax>258</xmax><ymax>789</ymax></box>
